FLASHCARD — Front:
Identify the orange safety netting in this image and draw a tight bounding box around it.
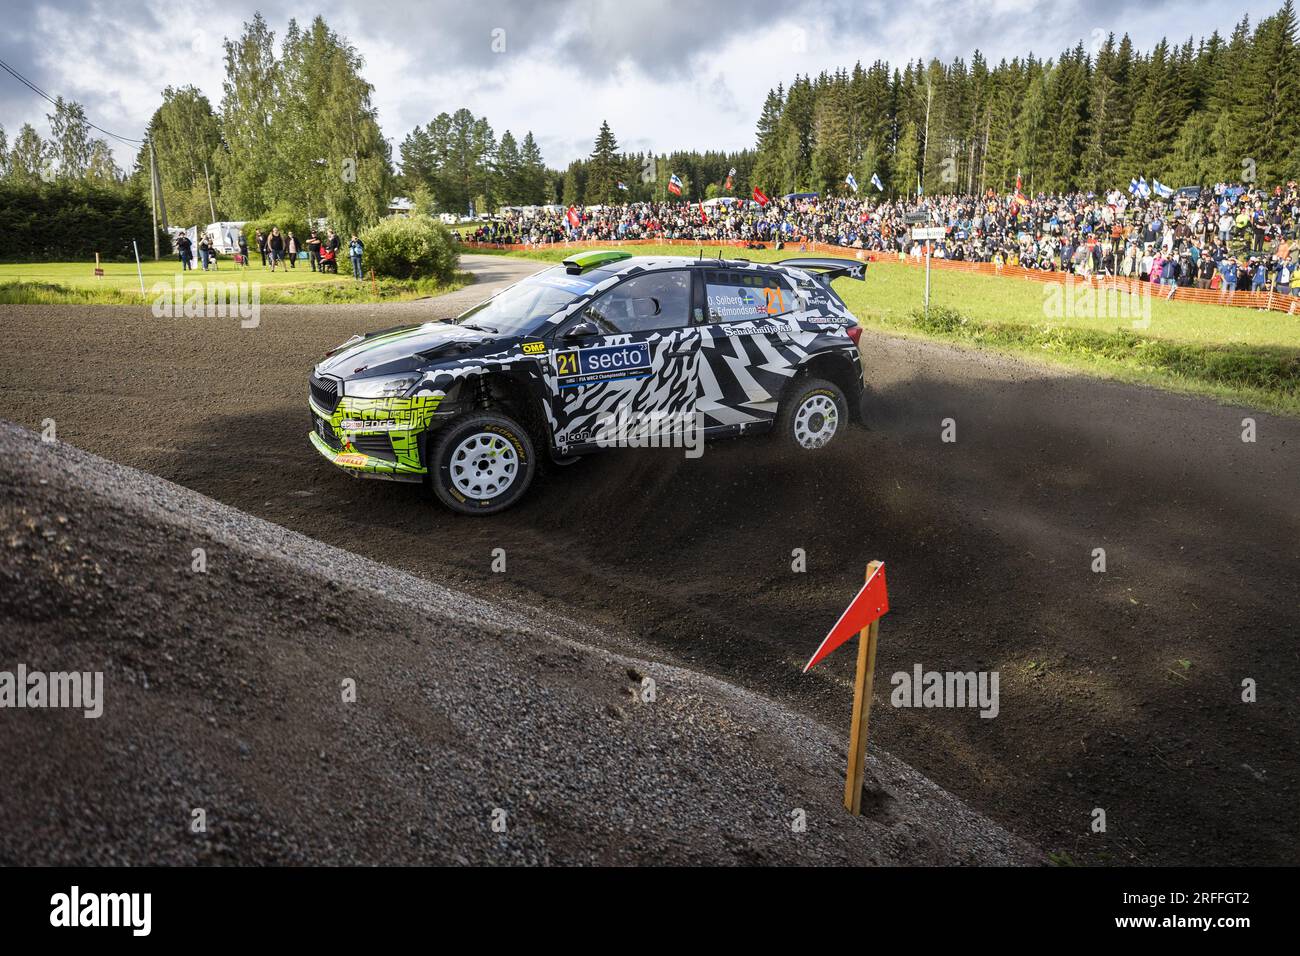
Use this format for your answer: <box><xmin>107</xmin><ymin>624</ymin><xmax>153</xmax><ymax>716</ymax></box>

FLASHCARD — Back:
<box><xmin>460</xmin><ymin>238</ymin><xmax>1300</xmax><ymax>315</ymax></box>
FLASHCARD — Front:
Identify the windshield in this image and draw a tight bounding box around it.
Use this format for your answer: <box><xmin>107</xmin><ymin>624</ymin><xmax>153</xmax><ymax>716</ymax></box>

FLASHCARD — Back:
<box><xmin>455</xmin><ymin>267</ymin><xmax>600</xmax><ymax>336</ymax></box>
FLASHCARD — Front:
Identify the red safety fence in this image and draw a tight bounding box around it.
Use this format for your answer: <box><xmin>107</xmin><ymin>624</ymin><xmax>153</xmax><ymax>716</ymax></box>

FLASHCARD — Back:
<box><xmin>459</xmin><ymin>237</ymin><xmax>1300</xmax><ymax>315</ymax></box>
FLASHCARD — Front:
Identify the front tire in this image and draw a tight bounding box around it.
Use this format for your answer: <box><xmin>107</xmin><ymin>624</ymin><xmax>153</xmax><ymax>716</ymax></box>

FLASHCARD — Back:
<box><xmin>776</xmin><ymin>377</ymin><xmax>847</xmax><ymax>451</ymax></box>
<box><xmin>428</xmin><ymin>412</ymin><xmax>536</xmax><ymax>515</ymax></box>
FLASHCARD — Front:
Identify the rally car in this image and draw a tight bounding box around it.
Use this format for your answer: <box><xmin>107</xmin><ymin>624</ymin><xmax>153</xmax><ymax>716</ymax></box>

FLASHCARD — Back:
<box><xmin>308</xmin><ymin>250</ymin><xmax>868</xmax><ymax>514</ymax></box>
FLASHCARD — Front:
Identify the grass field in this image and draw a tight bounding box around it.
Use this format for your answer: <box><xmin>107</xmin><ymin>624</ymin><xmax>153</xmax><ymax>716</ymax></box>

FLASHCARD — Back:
<box><xmin>488</xmin><ymin>243</ymin><xmax>1300</xmax><ymax>414</ymax></box>
<box><xmin>0</xmin><ymin>260</ymin><xmax>469</xmax><ymax>304</ymax></box>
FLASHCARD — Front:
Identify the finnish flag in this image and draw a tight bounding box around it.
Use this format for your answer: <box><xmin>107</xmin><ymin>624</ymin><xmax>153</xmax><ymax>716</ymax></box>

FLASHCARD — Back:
<box><xmin>845</xmin><ymin>172</ymin><xmax>859</xmax><ymax>193</ymax></box>
<box><xmin>1129</xmin><ymin>178</ymin><xmax>1139</xmax><ymax>196</ymax></box>
<box><xmin>870</xmin><ymin>172</ymin><xmax>884</xmax><ymax>192</ymax></box>
<box><xmin>1137</xmin><ymin>177</ymin><xmax>1151</xmax><ymax>199</ymax></box>
<box><xmin>1153</xmin><ymin>179</ymin><xmax>1173</xmax><ymax>199</ymax></box>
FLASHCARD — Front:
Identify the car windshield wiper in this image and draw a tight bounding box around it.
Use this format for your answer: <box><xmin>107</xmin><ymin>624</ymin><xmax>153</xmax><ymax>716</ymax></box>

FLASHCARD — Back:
<box><xmin>460</xmin><ymin>322</ymin><xmax>499</xmax><ymax>333</ymax></box>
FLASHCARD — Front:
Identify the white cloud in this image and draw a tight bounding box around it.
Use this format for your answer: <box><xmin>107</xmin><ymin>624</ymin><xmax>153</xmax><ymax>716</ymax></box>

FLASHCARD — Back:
<box><xmin>0</xmin><ymin>0</ymin><xmax>1285</xmax><ymax>172</ymax></box>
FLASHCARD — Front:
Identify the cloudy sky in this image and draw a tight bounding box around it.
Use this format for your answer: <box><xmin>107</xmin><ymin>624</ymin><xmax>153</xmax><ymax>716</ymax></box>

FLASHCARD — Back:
<box><xmin>0</xmin><ymin>0</ymin><xmax>1280</xmax><ymax>172</ymax></box>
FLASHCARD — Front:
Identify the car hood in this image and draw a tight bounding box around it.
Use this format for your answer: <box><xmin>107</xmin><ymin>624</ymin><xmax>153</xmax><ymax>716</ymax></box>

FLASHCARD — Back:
<box><xmin>315</xmin><ymin>321</ymin><xmax>497</xmax><ymax>377</ymax></box>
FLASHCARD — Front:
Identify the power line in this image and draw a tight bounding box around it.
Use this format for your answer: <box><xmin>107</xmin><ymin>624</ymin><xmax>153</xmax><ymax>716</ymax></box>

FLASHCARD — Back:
<box><xmin>0</xmin><ymin>54</ymin><xmax>144</xmax><ymax>146</ymax></box>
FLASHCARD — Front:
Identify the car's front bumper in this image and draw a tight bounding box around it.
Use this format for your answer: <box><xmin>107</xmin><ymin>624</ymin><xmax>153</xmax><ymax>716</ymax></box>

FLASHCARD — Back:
<box><xmin>308</xmin><ymin>392</ymin><xmax>443</xmax><ymax>482</ymax></box>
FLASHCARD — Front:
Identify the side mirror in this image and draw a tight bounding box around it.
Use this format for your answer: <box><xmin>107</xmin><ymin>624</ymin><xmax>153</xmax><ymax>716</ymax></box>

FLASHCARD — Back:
<box><xmin>563</xmin><ymin>320</ymin><xmax>600</xmax><ymax>341</ymax></box>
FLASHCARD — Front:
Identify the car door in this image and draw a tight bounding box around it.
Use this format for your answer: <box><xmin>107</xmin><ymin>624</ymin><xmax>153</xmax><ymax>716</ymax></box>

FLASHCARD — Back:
<box><xmin>695</xmin><ymin>267</ymin><xmax>802</xmax><ymax>431</ymax></box>
<box><xmin>548</xmin><ymin>269</ymin><xmax>701</xmax><ymax>452</ymax></box>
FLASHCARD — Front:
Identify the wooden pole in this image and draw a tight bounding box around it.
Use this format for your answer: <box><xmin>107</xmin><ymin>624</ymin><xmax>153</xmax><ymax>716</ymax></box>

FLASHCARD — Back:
<box><xmin>149</xmin><ymin>145</ymin><xmax>160</xmax><ymax>262</ymax></box>
<box><xmin>203</xmin><ymin>161</ymin><xmax>217</xmax><ymax>225</ymax></box>
<box><xmin>844</xmin><ymin>560</ymin><xmax>883</xmax><ymax>815</ymax></box>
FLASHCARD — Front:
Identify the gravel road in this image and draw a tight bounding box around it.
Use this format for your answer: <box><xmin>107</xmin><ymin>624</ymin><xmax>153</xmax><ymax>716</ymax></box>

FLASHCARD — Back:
<box><xmin>0</xmin><ymin>421</ymin><xmax>1036</xmax><ymax>865</ymax></box>
<box><xmin>0</xmin><ymin>250</ymin><xmax>1295</xmax><ymax>864</ymax></box>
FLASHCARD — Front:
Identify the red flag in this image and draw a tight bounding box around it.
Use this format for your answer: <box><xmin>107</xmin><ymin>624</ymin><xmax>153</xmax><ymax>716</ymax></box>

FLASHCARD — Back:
<box><xmin>566</xmin><ymin>205</ymin><xmax>580</xmax><ymax>228</ymax></box>
<box><xmin>753</xmin><ymin>186</ymin><xmax>769</xmax><ymax>206</ymax></box>
<box><xmin>803</xmin><ymin>563</ymin><xmax>889</xmax><ymax>672</ymax></box>
<box><xmin>699</xmin><ymin>201</ymin><xmax>708</xmax><ymax>224</ymax></box>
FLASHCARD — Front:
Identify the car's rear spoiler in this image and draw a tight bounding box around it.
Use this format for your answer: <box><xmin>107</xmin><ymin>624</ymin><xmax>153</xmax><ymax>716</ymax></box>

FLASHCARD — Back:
<box><xmin>776</xmin><ymin>257</ymin><xmax>867</xmax><ymax>281</ymax></box>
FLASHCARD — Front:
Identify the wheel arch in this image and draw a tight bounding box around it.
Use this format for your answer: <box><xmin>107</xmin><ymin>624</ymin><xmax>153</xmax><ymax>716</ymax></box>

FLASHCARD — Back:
<box><xmin>788</xmin><ymin>350</ymin><xmax>864</xmax><ymax>423</ymax></box>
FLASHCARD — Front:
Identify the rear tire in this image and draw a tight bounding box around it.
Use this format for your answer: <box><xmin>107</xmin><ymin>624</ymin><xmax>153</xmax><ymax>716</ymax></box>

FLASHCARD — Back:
<box><xmin>776</xmin><ymin>377</ymin><xmax>847</xmax><ymax>451</ymax></box>
<box><xmin>428</xmin><ymin>412</ymin><xmax>536</xmax><ymax>515</ymax></box>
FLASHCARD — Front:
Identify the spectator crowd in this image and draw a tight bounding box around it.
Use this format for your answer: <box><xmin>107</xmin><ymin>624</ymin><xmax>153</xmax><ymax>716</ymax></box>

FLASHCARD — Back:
<box><xmin>457</xmin><ymin>181</ymin><xmax>1300</xmax><ymax>295</ymax></box>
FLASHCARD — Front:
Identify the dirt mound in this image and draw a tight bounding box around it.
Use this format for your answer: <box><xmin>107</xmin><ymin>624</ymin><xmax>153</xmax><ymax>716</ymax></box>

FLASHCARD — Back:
<box><xmin>0</xmin><ymin>421</ymin><xmax>1036</xmax><ymax>865</ymax></box>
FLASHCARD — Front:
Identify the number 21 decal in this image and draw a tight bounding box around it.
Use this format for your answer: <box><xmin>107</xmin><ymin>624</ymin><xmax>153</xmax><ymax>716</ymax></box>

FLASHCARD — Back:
<box><xmin>763</xmin><ymin>287</ymin><xmax>785</xmax><ymax>315</ymax></box>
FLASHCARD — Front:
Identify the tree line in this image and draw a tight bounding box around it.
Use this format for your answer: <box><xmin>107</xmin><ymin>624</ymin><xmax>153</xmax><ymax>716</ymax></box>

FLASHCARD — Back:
<box><xmin>6</xmin><ymin>4</ymin><xmax>1300</xmax><ymax>237</ymax></box>
<box><xmin>1</xmin><ymin>13</ymin><xmax>391</xmax><ymax>236</ymax></box>
<box><xmin>750</xmin><ymin>1</ymin><xmax>1300</xmax><ymax>198</ymax></box>
<box><xmin>0</xmin><ymin>97</ymin><xmax>125</xmax><ymax>187</ymax></box>
<box><xmin>398</xmin><ymin>113</ymin><xmax>757</xmax><ymax>210</ymax></box>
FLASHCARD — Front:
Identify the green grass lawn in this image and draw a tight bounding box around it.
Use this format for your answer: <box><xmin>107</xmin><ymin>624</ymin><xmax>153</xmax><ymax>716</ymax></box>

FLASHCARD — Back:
<box><xmin>0</xmin><ymin>259</ymin><xmax>352</xmax><ymax>291</ymax></box>
<box><xmin>0</xmin><ymin>259</ymin><xmax>470</xmax><ymax>305</ymax></box>
<box><xmin>489</xmin><ymin>243</ymin><xmax>1300</xmax><ymax>414</ymax></box>
<box><xmin>844</xmin><ymin>257</ymin><xmax>1300</xmax><ymax>349</ymax></box>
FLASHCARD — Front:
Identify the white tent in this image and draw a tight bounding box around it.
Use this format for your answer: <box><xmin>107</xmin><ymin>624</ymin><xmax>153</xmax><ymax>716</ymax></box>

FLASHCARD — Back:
<box><xmin>204</xmin><ymin>221</ymin><xmax>247</xmax><ymax>253</ymax></box>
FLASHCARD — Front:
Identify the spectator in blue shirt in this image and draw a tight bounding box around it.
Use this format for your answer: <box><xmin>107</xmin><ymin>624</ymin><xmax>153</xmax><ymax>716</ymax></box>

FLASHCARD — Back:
<box><xmin>348</xmin><ymin>234</ymin><xmax>364</xmax><ymax>280</ymax></box>
<box><xmin>1221</xmin><ymin>258</ymin><xmax>1238</xmax><ymax>292</ymax></box>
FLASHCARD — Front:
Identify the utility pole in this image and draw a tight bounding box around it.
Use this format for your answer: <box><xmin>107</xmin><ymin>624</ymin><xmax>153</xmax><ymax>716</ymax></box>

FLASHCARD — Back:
<box><xmin>149</xmin><ymin>145</ymin><xmax>159</xmax><ymax>261</ymax></box>
<box><xmin>203</xmin><ymin>161</ymin><xmax>217</xmax><ymax>225</ymax></box>
<box><xmin>148</xmin><ymin>142</ymin><xmax>170</xmax><ymax>261</ymax></box>
<box><xmin>150</xmin><ymin>140</ymin><xmax>169</xmax><ymax>241</ymax></box>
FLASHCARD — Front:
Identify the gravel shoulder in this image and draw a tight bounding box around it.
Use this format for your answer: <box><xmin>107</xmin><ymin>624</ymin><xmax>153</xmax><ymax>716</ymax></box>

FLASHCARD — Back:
<box><xmin>0</xmin><ymin>421</ymin><xmax>1038</xmax><ymax>865</ymax></box>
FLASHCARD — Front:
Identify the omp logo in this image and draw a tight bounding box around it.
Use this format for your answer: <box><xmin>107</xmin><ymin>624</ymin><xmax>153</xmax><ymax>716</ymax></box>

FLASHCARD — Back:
<box><xmin>50</xmin><ymin>886</ymin><xmax>151</xmax><ymax>936</ymax></box>
<box><xmin>521</xmin><ymin>341</ymin><xmax>547</xmax><ymax>355</ymax></box>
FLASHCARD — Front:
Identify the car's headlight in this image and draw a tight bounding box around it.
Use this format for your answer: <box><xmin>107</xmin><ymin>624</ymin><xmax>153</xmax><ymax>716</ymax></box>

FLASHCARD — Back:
<box><xmin>344</xmin><ymin>374</ymin><xmax>420</xmax><ymax>398</ymax></box>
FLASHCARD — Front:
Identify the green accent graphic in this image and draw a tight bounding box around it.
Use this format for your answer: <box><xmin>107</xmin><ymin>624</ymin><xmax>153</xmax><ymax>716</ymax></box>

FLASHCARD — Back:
<box><xmin>562</xmin><ymin>249</ymin><xmax>632</xmax><ymax>273</ymax></box>
<box><xmin>309</xmin><ymin>392</ymin><xmax>442</xmax><ymax>476</ymax></box>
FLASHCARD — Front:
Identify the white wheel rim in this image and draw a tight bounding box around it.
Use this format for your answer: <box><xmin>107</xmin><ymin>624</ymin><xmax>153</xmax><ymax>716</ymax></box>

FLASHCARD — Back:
<box><xmin>793</xmin><ymin>394</ymin><xmax>839</xmax><ymax>449</ymax></box>
<box><xmin>449</xmin><ymin>432</ymin><xmax>519</xmax><ymax>498</ymax></box>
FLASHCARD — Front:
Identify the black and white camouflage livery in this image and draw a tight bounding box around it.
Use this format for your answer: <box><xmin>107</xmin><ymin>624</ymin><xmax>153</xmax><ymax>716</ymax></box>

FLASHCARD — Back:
<box><xmin>308</xmin><ymin>252</ymin><xmax>868</xmax><ymax>513</ymax></box>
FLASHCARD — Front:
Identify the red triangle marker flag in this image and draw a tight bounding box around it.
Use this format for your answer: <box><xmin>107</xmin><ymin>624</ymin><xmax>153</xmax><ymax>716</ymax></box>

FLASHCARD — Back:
<box><xmin>803</xmin><ymin>563</ymin><xmax>889</xmax><ymax>673</ymax></box>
